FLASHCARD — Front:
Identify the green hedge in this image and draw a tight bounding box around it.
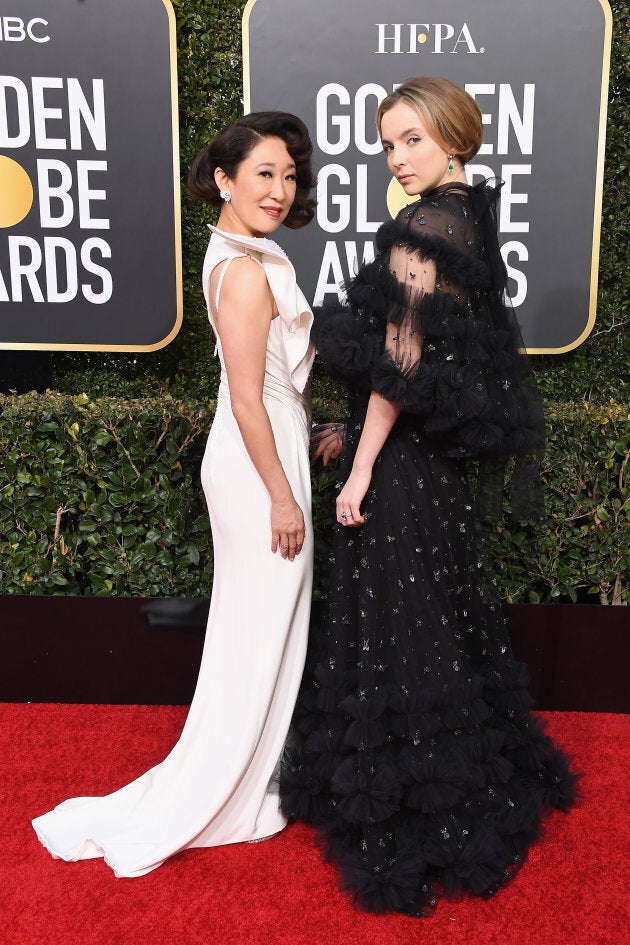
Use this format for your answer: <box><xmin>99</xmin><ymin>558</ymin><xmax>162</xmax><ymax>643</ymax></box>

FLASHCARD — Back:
<box><xmin>0</xmin><ymin>393</ymin><xmax>212</xmax><ymax>596</ymax></box>
<box><xmin>1</xmin><ymin>393</ymin><xmax>628</xmax><ymax>603</ymax></box>
<box><xmin>485</xmin><ymin>401</ymin><xmax>630</xmax><ymax>605</ymax></box>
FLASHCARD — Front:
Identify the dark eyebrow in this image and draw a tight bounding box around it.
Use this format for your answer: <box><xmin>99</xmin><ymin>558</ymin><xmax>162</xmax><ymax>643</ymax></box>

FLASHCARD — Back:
<box><xmin>382</xmin><ymin>127</ymin><xmax>423</xmax><ymax>143</ymax></box>
<box><xmin>255</xmin><ymin>161</ymin><xmax>296</xmax><ymax>170</ymax></box>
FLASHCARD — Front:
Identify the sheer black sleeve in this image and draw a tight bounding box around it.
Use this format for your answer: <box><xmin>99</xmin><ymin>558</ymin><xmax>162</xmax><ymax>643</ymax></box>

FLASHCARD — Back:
<box><xmin>312</xmin><ymin>182</ymin><xmax>546</xmax><ymax>520</ymax></box>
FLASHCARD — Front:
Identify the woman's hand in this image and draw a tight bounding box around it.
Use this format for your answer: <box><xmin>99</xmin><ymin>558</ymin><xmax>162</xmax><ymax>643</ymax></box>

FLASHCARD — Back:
<box><xmin>336</xmin><ymin>466</ymin><xmax>371</xmax><ymax>526</ymax></box>
<box><xmin>311</xmin><ymin>422</ymin><xmax>345</xmax><ymax>465</ymax></box>
<box><xmin>271</xmin><ymin>497</ymin><xmax>305</xmax><ymax>560</ymax></box>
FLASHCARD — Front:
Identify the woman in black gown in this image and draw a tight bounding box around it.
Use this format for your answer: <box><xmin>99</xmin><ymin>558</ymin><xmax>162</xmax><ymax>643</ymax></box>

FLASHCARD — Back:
<box><xmin>280</xmin><ymin>77</ymin><xmax>577</xmax><ymax>916</ymax></box>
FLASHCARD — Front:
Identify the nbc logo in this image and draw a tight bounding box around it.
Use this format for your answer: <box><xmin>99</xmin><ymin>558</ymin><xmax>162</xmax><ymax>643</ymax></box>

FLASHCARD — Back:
<box><xmin>0</xmin><ymin>17</ymin><xmax>50</xmax><ymax>43</ymax></box>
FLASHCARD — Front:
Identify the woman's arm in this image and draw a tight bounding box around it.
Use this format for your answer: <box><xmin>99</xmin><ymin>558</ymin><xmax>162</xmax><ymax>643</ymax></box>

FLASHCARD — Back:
<box><xmin>211</xmin><ymin>255</ymin><xmax>305</xmax><ymax>560</ymax></box>
<box><xmin>336</xmin><ymin>392</ymin><xmax>400</xmax><ymax>525</ymax></box>
<box><xmin>336</xmin><ymin>246</ymin><xmax>436</xmax><ymax>527</ymax></box>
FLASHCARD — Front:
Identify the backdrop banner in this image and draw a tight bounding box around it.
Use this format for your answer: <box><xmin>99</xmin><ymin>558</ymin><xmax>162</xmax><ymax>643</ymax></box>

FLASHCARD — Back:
<box><xmin>244</xmin><ymin>0</ymin><xmax>612</xmax><ymax>353</ymax></box>
<box><xmin>0</xmin><ymin>0</ymin><xmax>181</xmax><ymax>351</ymax></box>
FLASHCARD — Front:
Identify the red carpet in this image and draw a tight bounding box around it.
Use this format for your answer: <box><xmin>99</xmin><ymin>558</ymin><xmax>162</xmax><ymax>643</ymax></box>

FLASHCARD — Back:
<box><xmin>1</xmin><ymin>704</ymin><xmax>627</xmax><ymax>945</ymax></box>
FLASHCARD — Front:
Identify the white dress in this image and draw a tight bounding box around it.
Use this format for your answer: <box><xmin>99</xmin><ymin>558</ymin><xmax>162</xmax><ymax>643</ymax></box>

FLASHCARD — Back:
<box><xmin>32</xmin><ymin>226</ymin><xmax>315</xmax><ymax>877</ymax></box>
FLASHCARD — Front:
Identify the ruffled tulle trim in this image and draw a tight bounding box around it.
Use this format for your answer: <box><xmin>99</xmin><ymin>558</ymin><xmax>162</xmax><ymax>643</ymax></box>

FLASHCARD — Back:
<box><xmin>312</xmin><ymin>261</ymin><xmax>546</xmax><ymax>520</ymax></box>
<box><xmin>280</xmin><ymin>664</ymin><xmax>579</xmax><ymax>915</ymax></box>
<box><xmin>375</xmin><ymin>217</ymin><xmax>493</xmax><ymax>290</ymax></box>
<box><xmin>312</xmin><ymin>281</ymin><xmax>544</xmax><ymax>458</ymax></box>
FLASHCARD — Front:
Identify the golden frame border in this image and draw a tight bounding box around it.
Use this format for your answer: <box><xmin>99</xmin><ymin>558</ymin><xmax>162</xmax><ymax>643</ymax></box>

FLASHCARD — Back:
<box><xmin>529</xmin><ymin>0</ymin><xmax>612</xmax><ymax>354</ymax></box>
<box><xmin>0</xmin><ymin>0</ymin><xmax>183</xmax><ymax>353</ymax></box>
<box><xmin>242</xmin><ymin>0</ymin><xmax>256</xmax><ymax>115</ymax></box>
<box><xmin>242</xmin><ymin>0</ymin><xmax>613</xmax><ymax>356</ymax></box>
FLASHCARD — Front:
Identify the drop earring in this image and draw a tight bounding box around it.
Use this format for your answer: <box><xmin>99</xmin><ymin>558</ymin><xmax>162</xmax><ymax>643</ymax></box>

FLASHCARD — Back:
<box><xmin>447</xmin><ymin>154</ymin><xmax>454</xmax><ymax>175</ymax></box>
<box><xmin>220</xmin><ymin>189</ymin><xmax>232</xmax><ymax>204</ymax></box>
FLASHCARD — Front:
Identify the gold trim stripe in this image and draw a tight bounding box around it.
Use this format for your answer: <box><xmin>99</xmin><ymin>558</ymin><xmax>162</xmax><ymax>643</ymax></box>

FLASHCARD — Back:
<box><xmin>529</xmin><ymin>0</ymin><xmax>613</xmax><ymax>354</ymax></box>
<box><xmin>242</xmin><ymin>0</ymin><xmax>258</xmax><ymax>115</ymax></box>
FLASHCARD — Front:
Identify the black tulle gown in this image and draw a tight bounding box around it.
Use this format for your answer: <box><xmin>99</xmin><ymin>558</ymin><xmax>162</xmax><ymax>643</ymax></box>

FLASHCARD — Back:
<box><xmin>280</xmin><ymin>182</ymin><xmax>577</xmax><ymax>916</ymax></box>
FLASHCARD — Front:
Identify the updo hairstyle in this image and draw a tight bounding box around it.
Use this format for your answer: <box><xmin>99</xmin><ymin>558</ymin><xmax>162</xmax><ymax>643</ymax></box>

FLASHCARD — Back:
<box><xmin>376</xmin><ymin>76</ymin><xmax>483</xmax><ymax>164</ymax></box>
<box><xmin>188</xmin><ymin>111</ymin><xmax>316</xmax><ymax>228</ymax></box>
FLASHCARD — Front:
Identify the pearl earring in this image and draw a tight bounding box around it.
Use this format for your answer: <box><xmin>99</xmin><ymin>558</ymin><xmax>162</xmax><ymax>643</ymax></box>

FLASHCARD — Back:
<box><xmin>220</xmin><ymin>189</ymin><xmax>232</xmax><ymax>204</ymax></box>
<box><xmin>447</xmin><ymin>155</ymin><xmax>454</xmax><ymax>175</ymax></box>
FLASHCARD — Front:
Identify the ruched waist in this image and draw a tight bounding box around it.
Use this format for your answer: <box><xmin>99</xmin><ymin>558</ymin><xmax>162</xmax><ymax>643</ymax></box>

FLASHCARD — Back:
<box><xmin>263</xmin><ymin>375</ymin><xmax>308</xmax><ymax>413</ymax></box>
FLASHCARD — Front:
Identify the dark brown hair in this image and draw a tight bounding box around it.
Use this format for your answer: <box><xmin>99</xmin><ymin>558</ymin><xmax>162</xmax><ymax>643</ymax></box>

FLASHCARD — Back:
<box><xmin>376</xmin><ymin>76</ymin><xmax>483</xmax><ymax>164</ymax></box>
<box><xmin>188</xmin><ymin>112</ymin><xmax>316</xmax><ymax>229</ymax></box>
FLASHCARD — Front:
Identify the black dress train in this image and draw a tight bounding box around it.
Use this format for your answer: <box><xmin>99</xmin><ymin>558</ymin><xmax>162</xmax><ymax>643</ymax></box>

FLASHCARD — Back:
<box><xmin>280</xmin><ymin>182</ymin><xmax>578</xmax><ymax>916</ymax></box>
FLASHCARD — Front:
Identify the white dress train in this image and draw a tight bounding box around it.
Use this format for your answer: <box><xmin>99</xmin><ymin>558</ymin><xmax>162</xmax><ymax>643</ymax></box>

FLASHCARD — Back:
<box><xmin>32</xmin><ymin>227</ymin><xmax>315</xmax><ymax>877</ymax></box>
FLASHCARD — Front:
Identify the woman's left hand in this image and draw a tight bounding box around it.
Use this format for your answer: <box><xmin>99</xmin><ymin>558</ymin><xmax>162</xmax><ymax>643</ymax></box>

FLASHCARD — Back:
<box><xmin>336</xmin><ymin>466</ymin><xmax>371</xmax><ymax>526</ymax></box>
<box><xmin>311</xmin><ymin>422</ymin><xmax>345</xmax><ymax>466</ymax></box>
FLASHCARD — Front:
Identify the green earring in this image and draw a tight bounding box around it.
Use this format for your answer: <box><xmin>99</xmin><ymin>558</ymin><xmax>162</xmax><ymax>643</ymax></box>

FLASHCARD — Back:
<box><xmin>448</xmin><ymin>154</ymin><xmax>454</xmax><ymax>175</ymax></box>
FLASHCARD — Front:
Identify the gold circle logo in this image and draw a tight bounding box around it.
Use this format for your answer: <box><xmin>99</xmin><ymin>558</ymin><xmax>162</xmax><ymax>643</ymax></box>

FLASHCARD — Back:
<box><xmin>0</xmin><ymin>155</ymin><xmax>34</xmax><ymax>228</ymax></box>
<box><xmin>386</xmin><ymin>176</ymin><xmax>419</xmax><ymax>219</ymax></box>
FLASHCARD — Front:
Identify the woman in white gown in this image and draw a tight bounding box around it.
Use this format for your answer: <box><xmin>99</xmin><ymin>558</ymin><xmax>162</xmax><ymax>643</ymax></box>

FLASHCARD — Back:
<box><xmin>32</xmin><ymin>112</ymin><xmax>317</xmax><ymax>877</ymax></box>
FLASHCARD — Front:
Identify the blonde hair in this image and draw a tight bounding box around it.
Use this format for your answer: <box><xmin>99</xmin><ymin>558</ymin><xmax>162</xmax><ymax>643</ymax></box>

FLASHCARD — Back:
<box><xmin>376</xmin><ymin>76</ymin><xmax>483</xmax><ymax>164</ymax></box>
